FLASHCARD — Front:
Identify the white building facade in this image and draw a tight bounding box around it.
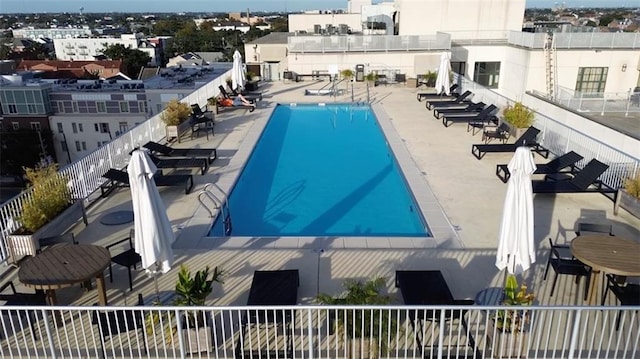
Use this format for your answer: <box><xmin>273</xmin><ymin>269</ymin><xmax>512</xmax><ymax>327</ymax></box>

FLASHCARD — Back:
<box><xmin>53</xmin><ymin>34</ymin><xmax>160</xmax><ymax>66</ymax></box>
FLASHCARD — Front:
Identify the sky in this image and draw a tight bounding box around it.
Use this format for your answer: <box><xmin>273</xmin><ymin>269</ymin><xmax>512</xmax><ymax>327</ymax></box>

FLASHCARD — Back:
<box><xmin>0</xmin><ymin>0</ymin><xmax>636</xmax><ymax>14</ymax></box>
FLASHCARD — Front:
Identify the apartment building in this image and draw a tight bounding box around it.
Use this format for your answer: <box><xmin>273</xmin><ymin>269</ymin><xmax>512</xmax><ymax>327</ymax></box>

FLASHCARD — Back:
<box><xmin>53</xmin><ymin>33</ymin><xmax>161</xmax><ymax>66</ymax></box>
<box><xmin>12</xmin><ymin>27</ymin><xmax>92</xmax><ymax>39</ymax></box>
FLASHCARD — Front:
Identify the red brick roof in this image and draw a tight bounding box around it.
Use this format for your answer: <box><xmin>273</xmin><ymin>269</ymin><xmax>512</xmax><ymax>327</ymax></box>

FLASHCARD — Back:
<box><xmin>16</xmin><ymin>60</ymin><xmax>124</xmax><ymax>79</ymax></box>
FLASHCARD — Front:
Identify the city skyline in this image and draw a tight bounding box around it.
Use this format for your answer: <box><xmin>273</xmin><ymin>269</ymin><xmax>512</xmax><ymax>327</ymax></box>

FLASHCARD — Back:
<box><xmin>0</xmin><ymin>0</ymin><xmax>637</xmax><ymax>14</ymax></box>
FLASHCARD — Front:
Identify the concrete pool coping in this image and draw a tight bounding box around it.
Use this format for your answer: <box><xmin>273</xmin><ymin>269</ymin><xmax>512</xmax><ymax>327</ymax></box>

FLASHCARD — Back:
<box><xmin>176</xmin><ymin>102</ymin><xmax>462</xmax><ymax>250</ymax></box>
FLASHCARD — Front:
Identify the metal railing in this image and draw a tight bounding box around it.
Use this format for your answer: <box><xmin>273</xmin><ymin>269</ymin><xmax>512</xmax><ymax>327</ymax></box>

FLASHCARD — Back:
<box><xmin>545</xmin><ymin>86</ymin><xmax>640</xmax><ymax>116</ymax></box>
<box><xmin>288</xmin><ymin>33</ymin><xmax>451</xmax><ymax>53</ymax></box>
<box><xmin>508</xmin><ymin>31</ymin><xmax>640</xmax><ymax>49</ymax></box>
<box><xmin>0</xmin><ymin>70</ymin><xmax>232</xmax><ymax>264</ymax></box>
<box><xmin>1</xmin><ymin>305</ymin><xmax>638</xmax><ymax>358</ymax></box>
<box><xmin>459</xmin><ymin>77</ymin><xmax>640</xmax><ymax>190</ymax></box>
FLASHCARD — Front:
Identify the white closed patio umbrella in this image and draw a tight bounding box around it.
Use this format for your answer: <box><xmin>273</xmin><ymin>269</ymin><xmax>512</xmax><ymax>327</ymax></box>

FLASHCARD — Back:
<box><xmin>231</xmin><ymin>49</ymin><xmax>246</xmax><ymax>91</ymax></box>
<box><xmin>496</xmin><ymin>146</ymin><xmax>537</xmax><ymax>275</ymax></box>
<box><xmin>435</xmin><ymin>52</ymin><xmax>452</xmax><ymax>95</ymax></box>
<box><xmin>128</xmin><ymin>149</ymin><xmax>174</xmax><ymax>299</ymax></box>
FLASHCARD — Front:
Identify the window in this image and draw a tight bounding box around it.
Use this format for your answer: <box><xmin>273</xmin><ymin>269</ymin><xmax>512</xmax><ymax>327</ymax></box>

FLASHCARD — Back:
<box><xmin>72</xmin><ymin>102</ymin><xmax>79</xmax><ymax>113</ymax></box>
<box><xmin>120</xmin><ymin>102</ymin><xmax>129</xmax><ymax>113</ymax></box>
<box><xmin>575</xmin><ymin>67</ymin><xmax>608</xmax><ymax>95</ymax></box>
<box><xmin>139</xmin><ymin>101</ymin><xmax>148</xmax><ymax>113</ymax></box>
<box><xmin>96</xmin><ymin>101</ymin><xmax>106</xmax><ymax>113</ymax></box>
<box><xmin>473</xmin><ymin>62</ymin><xmax>500</xmax><ymax>88</ymax></box>
<box><xmin>12</xmin><ymin>122</ymin><xmax>19</xmax><ymax>130</ymax></box>
<box><xmin>57</xmin><ymin>123</ymin><xmax>63</xmax><ymax>133</ymax></box>
<box><xmin>99</xmin><ymin>123</ymin><xmax>110</xmax><ymax>133</ymax></box>
<box><xmin>72</xmin><ymin>122</ymin><xmax>78</xmax><ymax>133</ymax></box>
<box><xmin>61</xmin><ymin>141</ymin><xmax>68</xmax><ymax>152</ymax></box>
<box><xmin>451</xmin><ymin>62</ymin><xmax>466</xmax><ymax>76</ymax></box>
<box><xmin>75</xmin><ymin>141</ymin><xmax>81</xmax><ymax>151</ymax></box>
<box><xmin>78</xmin><ymin>123</ymin><xmax>83</xmax><ymax>132</ymax></box>
<box><xmin>27</xmin><ymin>104</ymin><xmax>37</xmax><ymax>113</ymax></box>
<box><xmin>30</xmin><ymin>122</ymin><xmax>41</xmax><ymax>131</ymax></box>
<box><xmin>119</xmin><ymin>122</ymin><xmax>128</xmax><ymax>133</ymax></box>
<box><xmin>81</xmin><ymin>141</ymin><xmax>87</xmax><ymax>150</ymax></box>
<box><xmin>94</xmin><ymin>123</ymin><xmax>99</xmax><ymax>132</ymax></box>
<box><xmin>8</xmin><ymin>104</ymin><xmax>17</xmax><ymax>114</ymax></box>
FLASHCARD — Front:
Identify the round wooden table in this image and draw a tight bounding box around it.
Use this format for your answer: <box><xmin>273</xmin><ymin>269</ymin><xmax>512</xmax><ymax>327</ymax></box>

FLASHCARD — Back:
<box><xmin>570</xmin><ymin>235</ymin><xmax>640</xmax><ymax>305</ymax></box>
<box><xmin>18</xmin><ymin>244</ymin><xmax>111</xmax><ymax>306</ymax></box>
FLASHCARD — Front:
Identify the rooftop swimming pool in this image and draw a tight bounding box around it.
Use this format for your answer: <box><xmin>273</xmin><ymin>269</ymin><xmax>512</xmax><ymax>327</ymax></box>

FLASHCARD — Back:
<box><xmin>210</xmin><ymin>104</ymin><xmax>429</xmax><ymax>237</ymax></box>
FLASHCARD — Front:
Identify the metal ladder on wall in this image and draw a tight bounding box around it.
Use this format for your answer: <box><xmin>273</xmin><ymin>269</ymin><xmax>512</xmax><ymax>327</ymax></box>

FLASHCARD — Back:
<box><xmin>544</xmin><ymin>32</ymin><xmax>557</xmax><ymax>100</ymax></box>
<box><xmin>198</xmin><ymin>183</ymin><xmax>232</xmax><ymax>236</ymax></box>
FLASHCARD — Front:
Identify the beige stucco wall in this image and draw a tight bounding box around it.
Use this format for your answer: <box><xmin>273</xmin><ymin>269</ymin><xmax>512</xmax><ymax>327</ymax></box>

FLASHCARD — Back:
<box><xmin>396</xmin><ymin>0</ymin><xmax>525</xmax><ymax>39</ymax></box>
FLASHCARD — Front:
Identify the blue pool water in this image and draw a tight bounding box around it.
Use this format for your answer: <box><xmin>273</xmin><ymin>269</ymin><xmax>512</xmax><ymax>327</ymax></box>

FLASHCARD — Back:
<box><xmin>209</xmin><ymin>104</ymin><xmax>429</xmax><ymax>237</ymax></box>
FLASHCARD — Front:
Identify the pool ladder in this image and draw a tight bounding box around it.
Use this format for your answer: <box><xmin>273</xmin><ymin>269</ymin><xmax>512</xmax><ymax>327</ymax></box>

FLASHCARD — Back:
<box><xmin>198</xmin><ymin>183</ymin><xmax>232</xmax><ymax>236</ymax></box>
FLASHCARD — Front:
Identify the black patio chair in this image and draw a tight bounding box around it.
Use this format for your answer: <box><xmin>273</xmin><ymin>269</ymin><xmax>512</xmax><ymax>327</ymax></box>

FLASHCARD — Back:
<box><xmin>543</xmin><ymin>238</ymin><xmax>591</xmax><ymax>300</ymax></box>
<box><xmin>92</xmin><ymin>293</ymin><xmax>146</xmax><ymax>358</ymax></box>
<box><xmin>532</xmin><ymin>159</ymin><xmax>616</xmax><ymax>198</ymax></box>
<box><xmin>106</xmin><ymin>229</ymin><xmax>141</xmax><ymax>291</ymax></box>
<box><xmin>148</xmin><ymin>153</ymin><xmax>208</xmax><ymax>175</ymax></box>
<box><xmin>575</xmin><ymin>222</ymin><xmax>614</xmax><ymax>237</ymax></box>
<box><xmin>472</xmin><ymin>127</ymin><xmax>548</xmax><ymax>160</ymax></box>
<box><xmin>143</xmin><ymin>141</ymin><xmax>217</xmax><ymax>164</ymax></box>
<box><xmin>442</xmin><ymin>104</ymin><xmax>498</xmax><ymax>127</ymax></box>
<box><xmin>426</xmin><ymin>90</ymin><xmax>473</xmax><ymax>110</ymax></box>
<box><xmin>496</xmin><ymin>150</ymin><xmax>584</xmax><ymax>183</ymax></box>
<box><xmin>101</xmin><ymin>168</ymin><xmax>194</xmax><ymax>197</ymax></box>
<box><xmin>218</xmin><ymin>85</ymin><xmax>260</xmax><ymax>103</ymax></box>
<box><xmin>416</xmin><ymin>84</ymin><xmax>459</xmax><ymax>102</ymax></box>
<box><xmin>601</xmin><ymin>274</ymin><xmax>640</xmax><ymax>330</ymax></box>
<box><xmin>0</xmin><ymin>281</ymin><xmax>47</xmax><ymax>340</ymax></box>
<box><xmin>236</xmin><ymin>270</ymin><xmax>299</xmax><ymax>358</ymax></box>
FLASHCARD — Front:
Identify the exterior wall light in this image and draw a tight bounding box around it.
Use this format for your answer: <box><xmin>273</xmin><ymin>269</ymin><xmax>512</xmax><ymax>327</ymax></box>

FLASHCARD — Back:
<box><xmin>621</xmin><ymin>64</ymin><xmax>627</xmax><ymax>72</ymax></box>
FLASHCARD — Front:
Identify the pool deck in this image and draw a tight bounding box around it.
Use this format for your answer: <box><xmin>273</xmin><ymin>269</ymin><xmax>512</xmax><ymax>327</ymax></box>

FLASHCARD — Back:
<box><xmin>3</xmin><ymin>79</ymin><xmax>640</xmax><ymax>308</ymax></box>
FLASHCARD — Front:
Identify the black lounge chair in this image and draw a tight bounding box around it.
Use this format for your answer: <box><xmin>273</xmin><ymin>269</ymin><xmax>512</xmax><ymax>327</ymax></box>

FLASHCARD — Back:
<box><xmin>100</xmin><ymin>168</ymin><xmax>193</xmax><ymax>197</ymax></box>
<box><xmin>429</xmin><ymin>94</ymin><xmax>475</xmax><ymax>111</ymax></box>
<box><xmin>229</xmin><ymin>86</ymin><xmax>263</xmax><ymax>101</ymax></box>
<box><xmin>416</xmin><ymin>84</ymin><xmax>459</xmax><ymax>102</ymax></box>
<box><xmin>218</xmin><ymin>85</ymin><xmax>261</xmax><ymax>103</ymax></box>
<box><xmin>395</xmin><ymin>270</ymin><xmax>479</xmax><ymax>356</ymax></box>
<box><xmin>472</xmin><ymin>126</ymin><xmax>549</xmax><ymax>160</ymax></box>
<box><xmin>426</xmin><ymin>90</ymin><xmax>473</xmax><ymax>110</ymax></box>
<box><xmin>532</xmin><ymin>159</ymin><xmax>617</xmax><ymax>198</ymax></box>
<box><xmin>442</xmin><ymin>104</ymin><xmax>498</xmax><ymax>127</ymax></box>
<box><xmin>143</xmin><ymin>141</ymin><xmax>217</xmax><ymax>164</ymax></box>
<box><xmin>496</xmin><ymin>150</ymin><xmax>584</xmax><ymax>183</ymax></box>
<box><xmin>148</xmin><ymin>153</ymin><xmax>208</xmax><ymax>175</ymax></box>
<box><xmin>236</xmin><ymin>270</ymin><xmax>299</xmax><ymax>358</ymax></box>
<box><xmin>433</xmin><ymin>101</ymin><xmax>486</xmax><ymax>119</ymax></box>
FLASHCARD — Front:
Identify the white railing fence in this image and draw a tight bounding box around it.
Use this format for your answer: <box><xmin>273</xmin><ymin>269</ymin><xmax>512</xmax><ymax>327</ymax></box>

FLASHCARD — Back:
<box><xmin>288</xmin><ymin>33</ymin><xmax>451</xmax><ymax>53</ymax></box>
<box><xmin>549</xmin><ymin>86</ymin><xmax>640</xmax><ymax>116</ymax></box>
<box><xmin>1</xmin><ymin>305</ymin><xmax>638</xmax><ymax>359</ymax></box>
<box><xmin>459</xmin><ymin>77</ymin><xmax>640</xmax><ymax>190</ymax></box>
<box><xmin>507</xmin><ymin>31</ymin><xmax>640</xmax><ymax>49</ymax></box>
<box><xmin>0</xmin><ymin>70</ymin><xmax>232</xmax><ymax>264</ymax></box>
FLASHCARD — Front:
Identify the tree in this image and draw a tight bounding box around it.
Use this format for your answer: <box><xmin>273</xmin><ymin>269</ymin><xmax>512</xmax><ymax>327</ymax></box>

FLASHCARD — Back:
<box><xmin>100</xmin><ymin>44</ymin><xmax>151</xmax><ymax>79</ymax></box>
<box><xmin>0</xmin><ymin>129</ymin><xmax>55</xmax><ymax>175</ymax></box>
<box><xmin>270</xmin><ymin>16</ymin><xmax>288</xmax><ymax>32</ymax></box>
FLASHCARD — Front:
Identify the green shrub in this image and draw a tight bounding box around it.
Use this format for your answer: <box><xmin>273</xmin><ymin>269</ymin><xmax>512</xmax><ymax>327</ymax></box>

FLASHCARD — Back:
<box><xmin>624</xmin><ymin>173</ymin><xmax>640</xmax><ymax>199</ymax></box>
<box><xmin>503</xmin><ymin>102</ymin><xmax>535</xmax><ymax>129</ymax></box>
<box><xmin>340</xmin><ymin>69</ymin><xmax>355</xmax><ymax>80</ymax></box>
<box><xmin>160</xmin><ymin>99</ymin><xmax>192</xmax><ymax>126</ymax></box>
<box><xmin>19</xmin><ymin>163</ymin><xmax>71</xmax><ymax>233</ymax></box>
<box><xmin>364</xmin><ymin>72</ymin><xmax>378</xmax><ymax>82</ymax></box>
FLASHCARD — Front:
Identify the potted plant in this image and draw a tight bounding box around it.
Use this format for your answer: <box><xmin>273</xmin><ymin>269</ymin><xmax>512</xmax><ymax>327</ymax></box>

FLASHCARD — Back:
<box><xmin>174</xmin><ymin>264</ymin><xmax>224</xmax><ymax>354</ymax></box>
<box><xmin>614</xmin><ymin>172</ymin><xmax>640</xmax><ymax>219</ymax></box>
<box><xmin>316</xmin><ymin>278</ymin><xmax>397</xmax><ymax>359</ymax></box>
<box><xmin>502</xmin><ymin>102</ymin><xmax>535</xmax><ymax>138</ymax></box>
<box><xmin>488</xmin><ymin>275</ymin><xmax>535</xmax><ymax>358</ymax></box>
<box><xmin>341</xmin><ymin>69</ymin><xmax>355</xmax><ymax>90</ymax></box>
<box><xmin>364</xmin><ymin>72</ymin><xmax>378</xmax><ymax>88</ymax></box>
<box><xmin>7</xmin><ymin>163</ymin><xmax>87</xmax><ymax>264</ymax></box>
<box><xmin>245</xmin><ymin>71</ymin><xmax>259</xmax><ymax>91</ymax></box>
<box><xmin>161</xmin><ymin>99</ymin><xmax>193</xmax><ymax>142</ymax></box>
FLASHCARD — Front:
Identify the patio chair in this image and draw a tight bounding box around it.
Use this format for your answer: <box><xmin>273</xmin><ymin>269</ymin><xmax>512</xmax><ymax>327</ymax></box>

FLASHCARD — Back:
<box><xmin>575</xmin><ymin>222</ymin><xmax>614</xmax><ymax>237</ymax></box>
<box><xmin>471</xmin><ymin>127</ymin><xmax>548</xmax><ymax>160</ymax></box>
<box><xmin>601</xmin><ymin>274</ymin><xmax>640</xmax><ymax>330</ymax></box>
<box><xmin>106</xmin><ymin>229</ymin><xmax>141</xmax><ymax>291</ymax></box>
<box><xmin>218</xmin><ymin>85</ymin><xmax>260</xmax><ymax>103</ymax></box>
<box><xmin>143</xmin><ymin>141</ymin><xmax>217</xmax><ymax>164</ymax></box>
<box><xmin>0</xmin><ymin>281</ymin><xmax>47</xmax><ymax>340</ymax></box>
<box><xmin>416</xmin><ymin>84</ymin><xmax>459</xmax><ymax>101</ymax></box>
<box><xmin>442</xmin><ymin>104</ymin><xmax>498</xmax><ymax>127</ymax></box>
<box><xmin>236</xmin><ymin>270</ymin><xmax>299</xmax><ymax>358</ymax></box>
<box><xmin>214</xmin><ymin>97</ymin><xmax>256</xmax><ymax>114</ymax></box>
<box><xmin>395</xmin><ymin>270</ymin><xmax>479</xmax><ymax>356</ymax></box>
<box><xmin>425</xmin><ymin>90</ymin><xmax>473</xmax><ymax>110</ymax></box>
<box><xmin>496</xmin><ymin>150</ymin><xmax>584</xmax><ymax>183</ymax></box>
<box><xmin>433</xmin><ymin>101</ymin><xmax>486</xmax><ymax>119</ymax></box>
<box><xmin>37</xmin><ymin>232</ymin><xmax>77</xmax><ymax>252</ymax></box>
<box><xmin>428</xmin><ymin>94</ymin><xmax>475</xmax><ymax>111</ymax></box>
<box><xmin>543</xmin><ymin>238</ymin><xmax>591</xmax><ymax>300</ymax></box>
<box><xmin>100</xmin><ymin>168</ymin><xmax>194</xmax><ymax>197</ymax></box>
<box><xmin>92</xmin><ymin>293</ymin><xmax>146</xmax><ymax>358</ymax></box>
<box><xmin>532</xmin><ymin>159</ymin><xmax>617</xmax><ymax>198</ymax></box>
<box><xmin>148</xmin><ymin>153</ymin><xmax>208</xmax><ymax>175</ymax></box>
<box><xmin>229</xmin><ymin>86</ymin><xmax>263</xmax><ymax>101</ymax></box>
